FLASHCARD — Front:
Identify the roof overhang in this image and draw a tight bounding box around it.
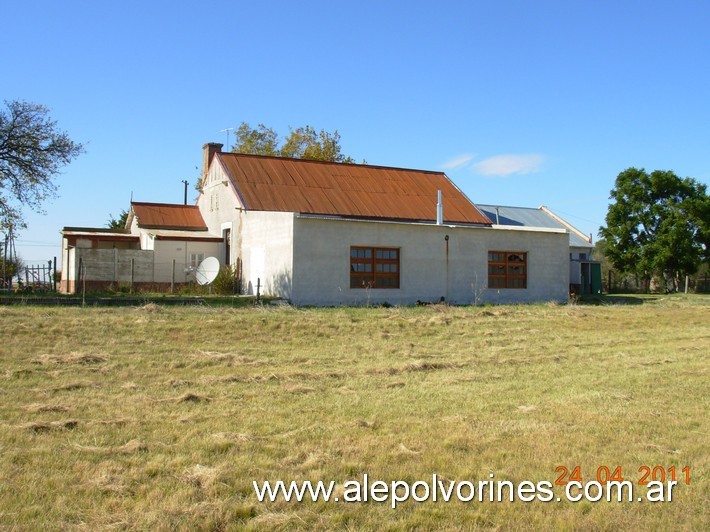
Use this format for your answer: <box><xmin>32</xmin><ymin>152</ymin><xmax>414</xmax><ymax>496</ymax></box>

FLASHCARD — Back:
<box><xmin>489</xmin><ymin>224</ymin><xmax>568</xmax><ymax>235</ymax></box>
<box><xmin>153</xmin><ymin>235</ymin><xmax>223</xmax><ymax>242</ymax></box>
<box><xmin>295</xmin><ymin>212</ymin><xmax>490</xmax><ymax>227</ymax></box>
<box><xmin>138</xmin><ymin>224</ymin><xmax>209</xmax><ymax>231</ymax></box>
<box><xmin>140</xmin><ymin>228</ymin><xmax>223</xmax><ymax>242</ymax></box>
<box><xmin>62</xmin><ymin>228</ymin><xmax>139</xmax><ymax>241</ymax></box>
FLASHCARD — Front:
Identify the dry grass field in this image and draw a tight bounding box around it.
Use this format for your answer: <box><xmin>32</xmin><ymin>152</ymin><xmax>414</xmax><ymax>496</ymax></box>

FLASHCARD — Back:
<box><xmin>0</xmin><ymin>296</ymin><xmax>708</xmax><ymax>530</ymax></box>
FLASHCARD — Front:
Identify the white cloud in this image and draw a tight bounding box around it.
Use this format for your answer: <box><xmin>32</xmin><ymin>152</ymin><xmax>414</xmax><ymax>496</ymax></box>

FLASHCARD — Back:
<box><xmin>440</xmin><ymin>153</ymin><xmax>475</xmax><ymax>170</ymax></box>
<box><xmin>473</xmin><ymin>154</ymin><xmax>544</xmax><ymax>176</ymax></box>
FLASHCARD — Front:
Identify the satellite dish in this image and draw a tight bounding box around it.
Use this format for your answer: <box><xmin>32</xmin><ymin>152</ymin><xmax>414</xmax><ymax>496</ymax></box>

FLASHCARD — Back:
<box><xmin>195</xmin><ymin>257</ymin><xmax>220</xmax><ymax>285</ymax></box>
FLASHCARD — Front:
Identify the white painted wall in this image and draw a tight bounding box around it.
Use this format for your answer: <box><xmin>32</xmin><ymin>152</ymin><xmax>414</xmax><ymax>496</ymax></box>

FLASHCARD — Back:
<box><xmin>570</xmin><ymin>246</ymin><xmax>593</xmax><ymax>260</ymax></box>
<box><xmin>290</xmin><ymin>217</ymin><xmax>569</xmax><ymax>306</ymax></box>
<box><xmin>152</xmin><ymin>239</ymin><xmax>222</xmax><ymax>284</ymax></box>
<box><xmin>237</xmin><ymin>211</ymin><xmax>294</xmax><ymax>298</ymax></box>
<box><xmin>197</xmin><ymin>159</ymin><xmax>244</xmax><ymax>266</ymax></box>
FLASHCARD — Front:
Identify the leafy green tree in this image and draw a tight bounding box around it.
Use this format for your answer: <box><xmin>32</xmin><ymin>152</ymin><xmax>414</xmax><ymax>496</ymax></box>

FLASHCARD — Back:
<box><xmin>107</xmin><ymin>209</ymin><xmax>129</xmax><ymax>229</ymax></box>
<box><xmin>231</xmin><ymin>122</ymin><xmax>356</xmax><ymax>163</ymax></box>
<box><xmin>0</xmin><ymin>100</ymin><xmax>84</xmax><ymax>230</ymax></box>
<box><xmin>280</xmin><ymin>126</ymin><xmax>355</xmax><ymax>163</ymax></box>
<box><xmin>232</xmin><ymin>123</ymin><xmax>279</xmax><ymax>156</ymax></box>
<box><xmin>599</xmin><ymin>168</ymin><xmax>709</xmax><ymax>291</ymax></box>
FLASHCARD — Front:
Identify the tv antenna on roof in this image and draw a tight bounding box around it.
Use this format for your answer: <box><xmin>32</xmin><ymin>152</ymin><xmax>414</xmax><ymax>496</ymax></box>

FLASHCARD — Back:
<box><xmin>218</xmin><ymin>127</ymin><xmax>235</xmax><ymax>150</ymax></box>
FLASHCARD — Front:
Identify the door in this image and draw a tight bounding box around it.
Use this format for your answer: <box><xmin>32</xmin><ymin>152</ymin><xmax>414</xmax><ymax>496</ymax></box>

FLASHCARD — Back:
<box><xmin>223</xmin><ymin>228</ymin><xmax>231</xmax><ymax>266</ymax></box>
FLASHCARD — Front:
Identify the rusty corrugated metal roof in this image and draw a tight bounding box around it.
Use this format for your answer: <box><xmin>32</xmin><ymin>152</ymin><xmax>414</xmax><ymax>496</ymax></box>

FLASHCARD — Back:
<box><xmin>217</xmin><ymin>154</ymin><xmax>491</xmax><ymax>225</ymax></box>
<box><xmin>131</xmin><ymin>202</ymin><xmax>208</xmax><ymax>230</ymax></box>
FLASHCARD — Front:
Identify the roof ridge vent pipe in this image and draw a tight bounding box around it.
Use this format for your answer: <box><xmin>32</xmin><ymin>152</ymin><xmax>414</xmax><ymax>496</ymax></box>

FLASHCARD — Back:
<box><xmin>495</xmin><ymin>207</ymin><xmax>500</xmax><ymax>225</ymax></box>
<box><xmin>436</xmin><ymin>190</ymin><xmax>443</xmax><ymax>225</ymax></box>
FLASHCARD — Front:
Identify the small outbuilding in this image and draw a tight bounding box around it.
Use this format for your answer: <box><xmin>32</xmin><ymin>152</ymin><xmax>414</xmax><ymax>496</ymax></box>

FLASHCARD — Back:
<box><xmin>60</xmin><ymin>202</ymin><xmax>221</xmax><ymax>293</ymax></box>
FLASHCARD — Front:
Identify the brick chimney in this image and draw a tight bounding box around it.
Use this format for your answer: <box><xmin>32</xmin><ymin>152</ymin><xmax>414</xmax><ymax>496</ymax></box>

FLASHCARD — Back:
<box><xmin>202</xmin><ymin>142</ymin><xmax>223</xmax><ymax>181</ymax></box>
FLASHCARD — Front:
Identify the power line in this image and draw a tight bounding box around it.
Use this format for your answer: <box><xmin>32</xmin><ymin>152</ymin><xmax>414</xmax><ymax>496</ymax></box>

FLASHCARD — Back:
<box><xmin>545</xmin><ymin>206</ymin><xmax>600</xmax><ymax>226</ymax></box>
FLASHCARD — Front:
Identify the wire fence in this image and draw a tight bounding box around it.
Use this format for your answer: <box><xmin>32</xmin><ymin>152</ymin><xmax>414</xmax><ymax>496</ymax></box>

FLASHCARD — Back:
<box><xmin>1</xmin><ymin>260</ymin><xmax>57</xmax><ymax>292</ymax></box>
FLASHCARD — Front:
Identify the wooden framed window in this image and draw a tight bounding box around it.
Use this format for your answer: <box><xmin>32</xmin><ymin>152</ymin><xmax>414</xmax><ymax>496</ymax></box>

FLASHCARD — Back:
<box><xmin>350</xmin><ymin>247</ymin><xmax>400</xmax><ymax>289</ymax></box>
<box><xmin>488</xmin><ymin>251</ymin><xmax>527</xmax><ymax>289</ymax></box>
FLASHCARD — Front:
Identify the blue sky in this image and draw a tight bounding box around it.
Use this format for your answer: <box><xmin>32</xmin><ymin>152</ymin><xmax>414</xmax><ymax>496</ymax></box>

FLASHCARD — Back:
<box><xmin>3</xmin><ymin>0</ymin><xmax>709</xmax><ymax>265</ymax></box>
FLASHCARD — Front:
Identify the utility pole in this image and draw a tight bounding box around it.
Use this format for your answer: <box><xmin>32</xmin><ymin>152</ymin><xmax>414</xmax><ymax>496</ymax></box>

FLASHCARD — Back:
<box><xmin>181</xmin><ymin>180</ymin><xmax>189</xmax><ymax>205</ymax></box>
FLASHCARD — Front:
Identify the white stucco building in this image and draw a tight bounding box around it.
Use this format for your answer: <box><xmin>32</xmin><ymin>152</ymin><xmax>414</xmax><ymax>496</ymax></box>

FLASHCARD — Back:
<box><xmin>61</xmin><ymin>143</ymin><xmax>590</xmax><ymax>304</ymax></box>
<box><xmin>195</xmin><ymin>143</ymin><xmax>570</xmax><ymax>305</ymax></box>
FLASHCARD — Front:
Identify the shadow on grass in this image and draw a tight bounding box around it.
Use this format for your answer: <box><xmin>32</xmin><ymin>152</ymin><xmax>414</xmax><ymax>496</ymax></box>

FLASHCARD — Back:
<box><xmin>578</xmin><ymin>294</ymin><xmax>653</xmax><ymax>305</ymax></box>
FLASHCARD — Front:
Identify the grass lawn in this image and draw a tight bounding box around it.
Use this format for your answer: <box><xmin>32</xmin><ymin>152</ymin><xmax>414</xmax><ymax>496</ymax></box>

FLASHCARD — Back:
<box><xmin>0</xmin><ymin>296</ymin><xmax>708</xmax><ymax>529</ymax></box>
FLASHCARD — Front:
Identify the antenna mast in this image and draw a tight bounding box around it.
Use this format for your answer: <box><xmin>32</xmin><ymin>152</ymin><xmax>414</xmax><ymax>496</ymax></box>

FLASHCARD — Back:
<box><xmin>218</xmin><ymin>127</ymin><xmax>235</xmax><ymax>150</ymax></box>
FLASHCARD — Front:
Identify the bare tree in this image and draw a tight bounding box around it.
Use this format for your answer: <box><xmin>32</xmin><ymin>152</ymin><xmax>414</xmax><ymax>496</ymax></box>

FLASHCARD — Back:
<box><xmin>0</xmin><ymin>100</ymin><xmax>84</xmax><ymax>230</ymax></box>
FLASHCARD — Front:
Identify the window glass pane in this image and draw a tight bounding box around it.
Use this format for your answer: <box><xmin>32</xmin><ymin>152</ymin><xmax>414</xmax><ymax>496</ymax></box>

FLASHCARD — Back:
<box><xmin>508</xmin><ymin>253</ymin><xmax>524</xmax><ymax>262</ymax></box>
<box><xmin>352</xmin><ymin>247</ymin><xmax>399</xmax><ymax>290</ymax></box>
<box><xmin>378</xmin><ymin>277</ymin><xmax>391</xmax><ymax>287</ymax></box>
<box><xmin>488</xmin><ymin>277</ymin><xmax>502</xmax><ymax>288</ymax></box>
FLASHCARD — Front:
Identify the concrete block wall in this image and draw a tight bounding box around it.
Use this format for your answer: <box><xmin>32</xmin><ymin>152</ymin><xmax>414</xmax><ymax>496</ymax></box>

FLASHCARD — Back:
<box><xmin>289</xmin><ymin>217</ymin><xmax>569</xmax><ymax>306</ymax></box>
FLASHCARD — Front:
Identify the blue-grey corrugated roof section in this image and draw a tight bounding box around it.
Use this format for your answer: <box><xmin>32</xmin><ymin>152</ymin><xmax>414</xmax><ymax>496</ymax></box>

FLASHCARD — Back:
<box><xmin>475</xmin><ymin>204</ymin><xmax>593</xmax><ymax>248</ymax></box>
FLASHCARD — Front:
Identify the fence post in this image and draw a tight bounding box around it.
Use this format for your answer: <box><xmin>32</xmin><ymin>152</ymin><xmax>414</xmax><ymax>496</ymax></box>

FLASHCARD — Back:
<box><xmin>130</xmin><ymin>258</ymin><xmax>135</xmax><ymax>294</ymax></box>
<box><xmin>82</xmin><ymin>261</ymin><xmax>86</xmax><ymax>307</ymax></box>
<box><xmin>77</xmin><ymin>257</ymin><xmax>83</xmax><ymax>295</ymax></box>
<box><xmin>53</xmin><ymin>257</ymin><xmax>57</xmax><ymax>292</ymax></box>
